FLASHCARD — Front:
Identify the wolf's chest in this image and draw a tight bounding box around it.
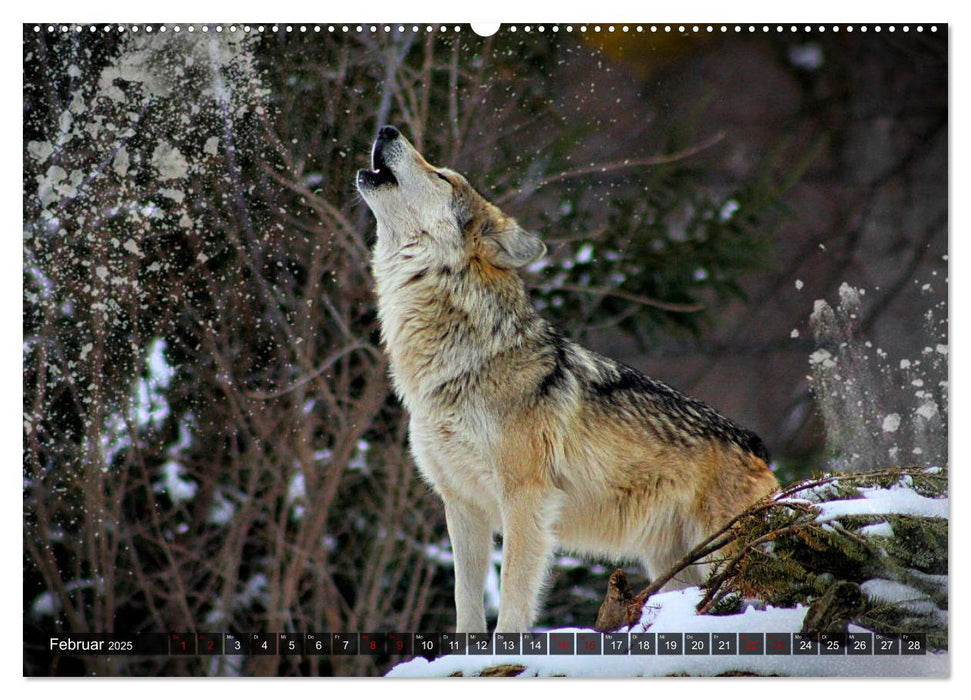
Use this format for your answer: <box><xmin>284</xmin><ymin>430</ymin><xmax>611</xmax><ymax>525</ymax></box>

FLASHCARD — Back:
<box><xmin>408</xmin><ymin>410</ymin><xmax>503</xmax><ymax>510</ymax></box>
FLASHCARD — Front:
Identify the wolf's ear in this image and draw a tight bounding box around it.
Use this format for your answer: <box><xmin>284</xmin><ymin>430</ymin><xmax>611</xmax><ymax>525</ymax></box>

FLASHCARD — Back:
<box><xmin>481</xmin><ymin>222</ymin><xmax>547</xmax><ymax>269</ymax></box>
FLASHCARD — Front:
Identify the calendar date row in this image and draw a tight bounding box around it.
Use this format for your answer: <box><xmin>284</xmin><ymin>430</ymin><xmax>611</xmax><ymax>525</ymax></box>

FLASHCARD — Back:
<box><xmin>48</xmin><ymin>631</ymin><xmax>927</xmax><ymax>656</ymax></box>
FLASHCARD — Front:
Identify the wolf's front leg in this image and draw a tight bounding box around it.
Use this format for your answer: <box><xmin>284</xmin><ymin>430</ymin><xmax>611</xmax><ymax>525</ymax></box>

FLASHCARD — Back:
<box><xmin>495</xmin><ymin>488</ymin><xmax>561</xmax><ymax>633</ymax></box>
<box><xmin>443</xmin><ymin>498</ymin><xmax>492</xmax><ymax>634</ymax></box>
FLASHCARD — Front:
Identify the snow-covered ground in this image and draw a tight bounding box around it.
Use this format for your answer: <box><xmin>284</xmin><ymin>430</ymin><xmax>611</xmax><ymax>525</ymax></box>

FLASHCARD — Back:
<box><xmin>387</xmin><ymin>587</ymin><xmax>947</xmax><ymax>677</ymax></box>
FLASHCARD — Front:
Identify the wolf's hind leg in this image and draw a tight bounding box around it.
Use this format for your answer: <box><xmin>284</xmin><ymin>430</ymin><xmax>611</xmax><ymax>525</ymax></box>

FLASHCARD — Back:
<box><xmin>444</xmin><ymin>497</ymin><xmax>492</xmax><ymax>634</ymax></box>
<box><xmin>642</xmin><ymin>525</ymin><xmax>710</xmax><ymax>593</ymax></box>
<box><xmin>656</xmin><ymin>557</ymin><xmax>708</xmax><ymax>592</ymax></box>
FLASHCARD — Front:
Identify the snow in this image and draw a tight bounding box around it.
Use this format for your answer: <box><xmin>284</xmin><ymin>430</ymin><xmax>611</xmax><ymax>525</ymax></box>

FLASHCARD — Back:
<box><xmin>858</xmin><ymin>521</ymin><xmax>894</xmax><ymax>538</ymax></box>
<box><xmin>156</xmin><ymin>460</ymin><xmax>198</xmax><ymax>504</ymax></box>
<box><xmin>718</xmin><ymin>199</ymin><xmax>739</xmax><ymax>222</ymax></box>
<box><xmin>789</xmin><ymin>43</ymin><xmax>825</xmax><ymax>71</ymax></box>
<box><xmin>814</xmin><ymin>485</ymin><xmax>947</xmax><ymax>522</ymax></box>
<box><xmin>30</xmin><ymin>591</ymin><xmax>59</xmax><ymax>618</ymax></box>
<box><xmin>36</xmin><ymin>165</ymin><xmax>69</xmax><ymax>206</ymax></box>
<box><xmin>30</xmin><ymin>579</ymin><xmax>102</xmax><ymax>619</ymax></box>
<box><xmin>484</xmin><ymin>552</ymin><xmax>502</xmax><ymax>616</ymax></box>
<box><xmin>882</xmin><ymin>413</ymin><xmax>901</xmax><ymax>432</ymax></box>
<box><xmin>388</xmin><ymin>647</ymin><xmax>946</xmax><ymax>678</ymax></box>
<box><xmin>348</xmin><ymin>439</ymin><xmax>371</xmax><ymax>472</ymax></box>
<box><xmin>207</xmin><ymin>490</ymin><xmax>235</xmax><ymax>525</ymax></box>
<box><xmin>122</xmin><ymin>238</ymin><xmax>143</xmax><ymax>257</ymax></box>
<box><xmin>423</xmin><ymin>542</ymin><xmax>454</xmax><ymax>565</ymax></box>
<box><xmin>204</xmin><ymin>136</ymin><xmax>220</xmax><ymax>156</ymax></box>
<box><xmin>861</xmin><ymin>579</ymin><xmax>939</xmax><ymax>615</ymax></box>
<box><xmin>808</xmin><ymin>348</ymin><xmax>836</xmax><ymax>369</ymax></box>
<box><xmin>151</xmin><ymin>141</ymin><xmax>189</xmax><ymax>180</ymax></box>
<box><xmin>27</xmin><ymin>140</ymin><xmax>54</xmax><ymax>163</ymax></box>
<box><xmin>132</xmin><ymin>337</ymin><xmax>176</xmax><ymax>428</ymax></box>
<box><xmin>236</xmin><ymin>574</ymin><xmax>269</xmax><ymax>608</ymax></box>
<box><xmin>288</xmin><ymin>469</ymin><xmax>306</xmax><ymax>520</ymax></box>
<box><xmin>112</xmin><ymin>146</ymin><xmax>130</xmax><ymax>177</ymax></box>
<box><xmin>575</xmin><ymin>243</ymin><xmax>594</xmax><ymax>264</ymax></box>
<box><xmin>808</xmin><ymin>285</ymin><xmax>947</xmax><ymax>474</ymax></box>
<box><xmin>838</xmin><ymin>282</ymin><xmax>863</xmax><ymax>309</ymax></box>
<box><xmin>387</xmin><ymin>587</ymin><xmax>947</xmax><ymax>678</ymax></box>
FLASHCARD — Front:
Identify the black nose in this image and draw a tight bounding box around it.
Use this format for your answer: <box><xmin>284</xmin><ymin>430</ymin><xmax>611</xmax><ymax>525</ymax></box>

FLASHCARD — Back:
<box><xmin>377</xmin><ymin>125</ymin><xmax>399</xmax><ymax>142</ymax></box>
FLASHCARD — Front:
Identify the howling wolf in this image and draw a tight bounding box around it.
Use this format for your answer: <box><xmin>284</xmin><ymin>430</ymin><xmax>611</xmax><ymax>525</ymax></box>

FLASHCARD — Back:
<box><xmin>357</xmin><ymin>126</ymin><xmax>778</xmax><ymax>633</ymax></box>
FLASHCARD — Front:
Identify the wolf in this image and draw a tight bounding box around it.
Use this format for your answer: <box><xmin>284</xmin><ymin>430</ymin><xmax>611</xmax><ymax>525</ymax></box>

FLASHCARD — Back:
<box><xmin>356</xmin><ymin>126</ymin><xmax>778</xmax><ymax>633</ymax></box>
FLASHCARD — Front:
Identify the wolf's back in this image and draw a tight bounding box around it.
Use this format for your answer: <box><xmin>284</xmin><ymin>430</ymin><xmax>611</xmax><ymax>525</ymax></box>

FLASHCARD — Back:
<box><xmin>546</xmin><ymin>339</ymin><xmax>772</xmax><ymax>467</ymax></box>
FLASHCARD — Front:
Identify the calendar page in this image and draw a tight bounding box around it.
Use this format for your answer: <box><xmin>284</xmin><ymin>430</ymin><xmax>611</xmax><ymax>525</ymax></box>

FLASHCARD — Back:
<box><xmin>23</xmin><ymin>17</ymin><xmax>948</xmax><ymax>679</ymax></box>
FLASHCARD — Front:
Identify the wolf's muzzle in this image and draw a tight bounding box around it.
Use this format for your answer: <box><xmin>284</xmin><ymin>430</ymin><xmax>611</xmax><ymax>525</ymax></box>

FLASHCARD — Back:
<box><xmin>357</xmin><ymin>125</ymin><xmax>400</xmax><ymax>189</ymax></box>
<box><xmin>373</xmin><ymin>125</ymin><xmax>400</xmax><ymax>173</ymax></box>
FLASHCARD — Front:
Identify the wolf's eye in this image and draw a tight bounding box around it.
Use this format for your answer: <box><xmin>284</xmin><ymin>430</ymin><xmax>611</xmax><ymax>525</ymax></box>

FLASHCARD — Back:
<box><xmin>435</xmin><ymin>172</ymin><xmax>452</xmax><ymax>185</ymax></box>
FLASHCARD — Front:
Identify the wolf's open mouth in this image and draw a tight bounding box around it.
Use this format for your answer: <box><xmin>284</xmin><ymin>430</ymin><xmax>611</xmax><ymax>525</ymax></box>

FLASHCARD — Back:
<box><xmin>358</xmin><ymin>141</ymin><xmax>398</xmax><ymax>188</ymax></box>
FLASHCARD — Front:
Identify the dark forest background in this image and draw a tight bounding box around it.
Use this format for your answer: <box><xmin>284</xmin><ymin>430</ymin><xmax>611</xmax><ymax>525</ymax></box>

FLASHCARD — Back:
<box><xmin>22</xmin><ymin>24</ymin><xmax>947</xmax><ymax>676</ymax></box>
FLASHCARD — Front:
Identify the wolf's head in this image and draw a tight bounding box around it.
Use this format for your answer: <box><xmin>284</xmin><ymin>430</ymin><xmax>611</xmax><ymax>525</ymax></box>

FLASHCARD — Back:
<box><xmin>357</xmin><ymin>126</ymin><xmax>546</xmax><ymax>270</ymax></box>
